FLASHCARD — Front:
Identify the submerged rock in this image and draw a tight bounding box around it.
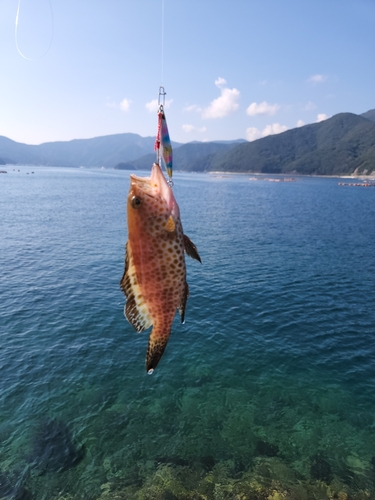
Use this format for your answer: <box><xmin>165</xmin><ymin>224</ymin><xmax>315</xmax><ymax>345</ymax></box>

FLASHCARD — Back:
<box><xmin>234</xmin><ymin>457</ymin><xmax>247</xmax><ymax>474</ymax></box>
<box><xmin>200</xmin><ymin>455</ymin><xmax>216</xmax><ymax>471</ymax></box>
<box><xmin>255</xmin><ymin>439</ymin><xmax>279</xmax><ymax>457</ymax></box>
<box><xmin>161</xmin><ymin>491</ymin><xmax>179</xmax><ymax>500</ymax></box>
<box><xmin>28</xmin><ymin>418</ymin><xmax>85</xmax><ymax>473</ymax></box>
<box><xmin>0</xmin><ymin>470</ymin><xmax>32</xmax><ymax>500</ymax></box>
<box><xmin>310</xmin><ymin>452</ymin><xmax>332</xmax><ymax>483</ymax></box>
<box><xmin>156</xmin><ymin>456</ymin><xmax>190</xmax><ymax>468</ymax></box>
<box><xmin>345</xmin><ymin>410</ymin><xmax>373</xmax><ymax>429</ymax></box>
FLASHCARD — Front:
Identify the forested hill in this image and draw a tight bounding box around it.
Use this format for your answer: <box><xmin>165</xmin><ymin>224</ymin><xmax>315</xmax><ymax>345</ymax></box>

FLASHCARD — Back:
<box><xmin>360</xmin><ymin>109</ymin><xmax>375</xmax><ymax>122</ymax></box>
<box><xmin>115</xmin><ymin>141</ymin><xmax>246</xmax><ymax>171</ymax></box>
<box><xmin>1</xmin><ymin>109</ymin><xmax>375</xmax><ymax>175</ymax></box>
<box><xmin>0</xmin><ymin>133</ymin><xmax>181</xmax><ymax>168</ymax></box>
<box><xmin>191</xmin><ymin>112</ymin><xmax>375</xmax><ymax>176</ymax></box>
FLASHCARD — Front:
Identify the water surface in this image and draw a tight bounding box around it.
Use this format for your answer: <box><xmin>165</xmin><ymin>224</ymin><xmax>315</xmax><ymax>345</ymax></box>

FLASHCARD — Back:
<box><xmin>1</xmin><ymin>167</ymin><xmax>375</xmax><ymax>499</ymax></box>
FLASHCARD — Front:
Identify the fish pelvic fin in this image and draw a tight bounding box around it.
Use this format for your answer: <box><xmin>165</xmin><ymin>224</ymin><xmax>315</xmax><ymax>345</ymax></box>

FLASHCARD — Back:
<box><xmin>183</xmin><ymin>234</ymin><xmax>202</xmax><ymax>263</ymax></box>
<box><xmin>120</xmin><ymin>242</ymin><xmax>153</xmax><ymax>333</ymax></box>
<box><xmin>146</xmin><ymin>326</ymin><xmax>171</xmax><ymax>373</ymax></box>
<box><xmin>119</xmin><ymin>242</ymin><xmax>130</xmax><ymax>293</ymax></box>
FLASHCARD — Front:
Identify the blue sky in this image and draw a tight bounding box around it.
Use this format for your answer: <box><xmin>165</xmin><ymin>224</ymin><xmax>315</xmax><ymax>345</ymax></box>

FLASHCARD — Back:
<box><xmin>0</xmin><ymin>0</ymin><xmax>375</xmax><ymax>145</ymax></box>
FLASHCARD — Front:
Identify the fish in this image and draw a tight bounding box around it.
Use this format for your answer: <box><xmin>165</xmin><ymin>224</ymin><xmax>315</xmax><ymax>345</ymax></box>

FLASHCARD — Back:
<box><xmin>120</xmin><ymin>162</ymin><xmax>201</xmax><ymax>373</ymax></box>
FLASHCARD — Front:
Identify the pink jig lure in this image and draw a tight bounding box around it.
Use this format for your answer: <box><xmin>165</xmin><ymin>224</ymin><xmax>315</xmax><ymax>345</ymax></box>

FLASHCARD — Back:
<box><xmin>154</xmin><ymin>108</ymin><xmax>173</xmax><ymax>180</ymax></box>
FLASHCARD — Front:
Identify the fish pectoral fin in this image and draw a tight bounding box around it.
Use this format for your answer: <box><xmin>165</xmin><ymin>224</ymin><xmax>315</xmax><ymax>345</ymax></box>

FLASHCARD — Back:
<box><xmin>179</xmin><ymin>282</ymin><xmax>189</xmax><ymax>324</ymax></box>
<box><xmin>165</xmin><ymin>215</ymin><xmax>176</xmax><ymax>233</ymax></box>
<box><xmin>120</xmin><ymin>242</ymin><xmax>153</xmax><ymax>333</ymax></box>
<box><xmin>183</xmin><ymin>234</ymin><xmax>202</xmax><ymax>263</ymax></box>
<box><xmin>146</xmin><ymin>328</ymin><xmax>171</xmax><ymax>373</ymax></box>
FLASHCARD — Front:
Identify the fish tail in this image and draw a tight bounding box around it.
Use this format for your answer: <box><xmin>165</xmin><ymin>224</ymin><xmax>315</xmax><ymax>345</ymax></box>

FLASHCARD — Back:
<box><xmin>146</xmin><ymin>326</ymin><xmax>171</xmax><ymax>374</ymax></box>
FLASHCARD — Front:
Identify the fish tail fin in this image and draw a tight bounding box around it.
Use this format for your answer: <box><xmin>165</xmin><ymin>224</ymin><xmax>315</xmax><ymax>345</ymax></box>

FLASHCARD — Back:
<box><xmin>146</xmin><ymin>326</ymin><xmax>171</xmax><ymax>374</ymax></box>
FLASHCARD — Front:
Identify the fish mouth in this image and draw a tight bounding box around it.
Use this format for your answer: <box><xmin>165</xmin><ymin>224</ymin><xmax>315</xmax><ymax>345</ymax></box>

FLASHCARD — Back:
<box><xmin>130</xmin><ymin>163</ymin><xmax>175</xmax><ymax>211</ymax></box>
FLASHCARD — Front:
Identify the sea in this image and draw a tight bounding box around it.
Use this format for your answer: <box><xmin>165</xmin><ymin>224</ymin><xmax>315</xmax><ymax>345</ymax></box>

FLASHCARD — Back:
<box><xmin>1</xmin><ymin>166</ymin><xmax>375</xmax><ymax>500</ymax></box>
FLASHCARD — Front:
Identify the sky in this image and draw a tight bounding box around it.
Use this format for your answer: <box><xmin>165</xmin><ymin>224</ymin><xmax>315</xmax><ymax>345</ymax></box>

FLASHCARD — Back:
<box><xmin>0</xmin><ymin>0</ymin><xmax>375</xmax><ymax>145</ymax></box>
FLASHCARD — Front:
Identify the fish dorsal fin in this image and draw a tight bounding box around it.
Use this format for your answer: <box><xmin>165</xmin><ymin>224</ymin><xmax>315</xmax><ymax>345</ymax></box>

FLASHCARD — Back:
<box><xmin>179</xmin><ymin>281</ymin><xmax>189</xmax><ymax>324</ymax></box>
<box><xmin>120</xmin><ymin>243</ymin><xmax>153</xmax><ymax>333</ymax></box>
<box><xmin>183</xmin><ymin>234</ymin><xmax>202</xmax><ymax>263</ymax></box>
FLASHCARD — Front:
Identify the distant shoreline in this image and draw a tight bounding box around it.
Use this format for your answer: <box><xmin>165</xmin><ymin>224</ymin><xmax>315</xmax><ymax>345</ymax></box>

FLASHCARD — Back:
<box><xmin>4</xmin><ymin>165</ymin><xmax>375</xmax><ymax>180</ymax></box>
<box><xmin>208</xmin><ymin>171</ymin><xmax>375</xmax><ymax>180</ymax></box>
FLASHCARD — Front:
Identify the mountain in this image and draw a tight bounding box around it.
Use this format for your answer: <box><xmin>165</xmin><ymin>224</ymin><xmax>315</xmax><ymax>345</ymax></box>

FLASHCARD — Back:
<box><xmin>0</xmin><ymin>133</ymin><xmax>182</xmax><ymax>168</ymax></box>
<box><xmin>1</xmin><ymin>109</ymin><xmax>375</xmax><ymax>176</ymax></box>
<box><xmin>116</xmin><ymin>140</ymin><xmax>246</xmax><ymax>171</ymax></box>
<box><xmin>197</xmin><ymin>112</ymin><xmax>375</xmax><ymax>176</ymax></box>
<box><xmin>360</xmin><ymin>108</ymin><xmax>375</xmax><ymax>122</ymax></box>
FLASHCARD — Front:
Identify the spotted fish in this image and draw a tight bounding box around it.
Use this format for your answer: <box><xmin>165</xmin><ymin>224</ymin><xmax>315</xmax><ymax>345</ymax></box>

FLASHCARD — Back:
<box><xmin>120</xmin><ymin>162</ymin><xmax>201</xmax><ymax>373</ymax></box>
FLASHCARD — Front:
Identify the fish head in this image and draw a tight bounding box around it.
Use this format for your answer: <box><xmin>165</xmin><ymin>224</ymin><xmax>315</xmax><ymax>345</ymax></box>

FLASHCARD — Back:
<box><xmin>127</xmin><ymin>163</ymin><xmax>179</xmax><ymax>235</ymax></box>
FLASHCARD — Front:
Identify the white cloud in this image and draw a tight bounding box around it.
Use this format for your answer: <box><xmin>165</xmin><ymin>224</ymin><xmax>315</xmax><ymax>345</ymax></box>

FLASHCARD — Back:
<box><xmin>246</xmin><ymin>127</ymin><xmax>263</xmax><ymax>142</ymax></box>
<box><xmin>145</xmin><ymin>99</ymin><xmax>158</xmax><ymax>113</ymax></box>
<box><xmin>308</xmin><ymin>74</ymin><xmax>328</xmax><ymax>84</ymax></box>
<box><xmin>120</xmin><ymin>98</ymin><xmax>131</xmax><ymax>112</ymax></box>
<box><xmin>202</xmin><ymin>78</ymin><xmax>240</xmax><ymax>119</ymax></box>
<box><xmin>316</xmin><ymin>113</ymin><xmax>328</xmax><ymax>122</ymax></box>
<box><xmin>145</xmin><ymin>98</ymin><xmax>173</xmax><ymax>113</ymax></box>
<box><xmin>182</xmin><ymin>124</ymin><xmax>207</xmax><ymax>133</ymax></box>
<box><xmin>263</xmin><ymin>123</ymin><xmax>288</xmax><ymax>136</ymax></box>
<box><xmin>215</xmin><ymin>77</ymin><xmax>227</xmax><ymax>88</ymax></box>
<box><xmin>297</xmin><ymin>119</ymin><xmax>305</xmax><ymax>127</ymax></box>
<box><xmin>246</xmin><ymin>123</ymin><xmax>288</xmax><ymax>142</ymax></box>
<box><xmin>246</xmin><ymin>101</ymin><xmax>280</xmax><ymax>116</ymax></box>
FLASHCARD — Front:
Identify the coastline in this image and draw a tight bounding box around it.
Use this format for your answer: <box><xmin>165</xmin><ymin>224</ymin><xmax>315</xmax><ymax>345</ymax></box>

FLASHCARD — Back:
<box><xmin>208</xmin><ymin>171</ymin><xmax>375</xmax><ymax>180</ymax></box>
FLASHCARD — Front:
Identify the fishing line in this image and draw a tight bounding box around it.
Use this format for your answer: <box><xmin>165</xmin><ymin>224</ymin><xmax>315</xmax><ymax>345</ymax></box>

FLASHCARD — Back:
<box><xmin>15</xmin><ymin>0</ymin><xmax>54</xmax><ymax>60</ymax></box>
<box><xmin>161</xmin><ymin>0</ymin><xmax>165</xmax><ymax>86</ymax></box>
<box><xmin>154</xmin><ymin>0</ymin><xmax>174</xmax><ymax>187</ymax></box>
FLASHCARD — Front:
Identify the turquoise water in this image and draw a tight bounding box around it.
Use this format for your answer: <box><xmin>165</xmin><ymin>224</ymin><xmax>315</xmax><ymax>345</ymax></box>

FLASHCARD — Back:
<box><xmin>1</xmin><ymin>166</ymin><xmax>375</xmax><ymax>499</ymax></box>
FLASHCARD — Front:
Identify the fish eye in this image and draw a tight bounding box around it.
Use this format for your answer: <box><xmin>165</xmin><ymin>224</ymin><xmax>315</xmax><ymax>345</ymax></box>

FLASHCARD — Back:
<box><xmin>131</xmin><ymin>196</ymin><xmax>142</xmax><ymax>208</ymax></box>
